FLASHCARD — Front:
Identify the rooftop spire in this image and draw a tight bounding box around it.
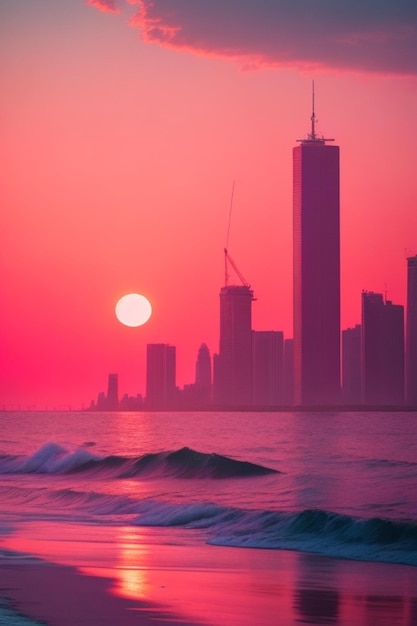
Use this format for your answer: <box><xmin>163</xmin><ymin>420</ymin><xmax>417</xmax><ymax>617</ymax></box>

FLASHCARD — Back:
<box><xmin>296</xmin><ymin>81</ymin><xmax>335</xmax><ymax>144</ymax></box>
<box><xmin>311</xmin><ymin>80</ymin><xmax>317</xmax><ymax>140</ymax></box>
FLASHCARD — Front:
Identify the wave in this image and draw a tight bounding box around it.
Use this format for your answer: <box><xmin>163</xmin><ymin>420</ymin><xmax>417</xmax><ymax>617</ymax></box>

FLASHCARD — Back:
<box><xmin>365</xmin><ymin>457</ymin><xmax>417</xmax><ymax>470</ymax></box>
<box><xmin>0</xmin><ymin>442</ymin><xmax>277</xmax><ymax>480</ymax></box>
<box><xmin>134</xmin><ymin>502</ymin><xmax>417</xmax><ymax>567</ymax></box>
<box><xmin>0</xmin><ymin>484</ymin><xmax>141</xmax><ymax>519</ymax></box>
<box><xmin>0</xmin><ymin>602</ymin><xmax>45</xmax><ymax>626</ymax></box>
<box><xmin>208</xmin><ymin>508</ymin><xmax>417</xmax><ymax>567</ymax></box>
<box><xmin>2</xmin><ymin>483</ymin><xmax>416</xmax><ymax>567</ymax></box>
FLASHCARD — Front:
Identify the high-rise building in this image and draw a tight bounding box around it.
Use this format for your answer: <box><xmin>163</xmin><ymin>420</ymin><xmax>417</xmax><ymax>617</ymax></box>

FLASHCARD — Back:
<box><xmin>361</xmin><ymin>292</ymin><xmax>404</xmax><ymax>406</ymax></box>
<box><xmin>106</xmin><ymin>373</ymin><xmax>119</xmax><ymax>410</ymax></box>
<box><xmin>214</xmin><ymin>285</ymin><xmax>254</xmax><ymax>406</ymax></box>
<box><xmin>194</xmin><ymin>343</ymin><xmax>212</xmax><ymax>405</ymax></box>
<box><xmin>342</xmin><ymin>325</ymin><xmax>361</xmax><ymax>405</ymax></box>
<box><xmin>406</xmin><ymin>255</ymin><xmax>417</xmax><ymax>406</ymax></box>
<box><xmin>93</xmin><ymin>373</ymin><xmax>119</xmax><ymax>410</ymax></box>
<box><xmin>283</xmin><ymin>338</ymin><xmax>294</xmax><ymax>405</ymax></box>
<box><xmin>293</xmin><ymin>89</ymin><xmax>340</xmax><ymax>405</ymax></box>
<box><xmin>146</xmin><ymin>343</ymin><xmax>176</xmax><ymax>408</ymax></box>
<box><xmin>252</xmin><ymin>331</ymin><xmax>284</xmax><ymax>406</ymax></box>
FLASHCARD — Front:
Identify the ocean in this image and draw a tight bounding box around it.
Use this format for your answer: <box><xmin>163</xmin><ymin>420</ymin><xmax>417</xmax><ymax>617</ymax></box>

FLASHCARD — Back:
<box><xmin>0</xmin><ymin>410</ymin><xmax>416</xmax><ymax>625</ymax></box>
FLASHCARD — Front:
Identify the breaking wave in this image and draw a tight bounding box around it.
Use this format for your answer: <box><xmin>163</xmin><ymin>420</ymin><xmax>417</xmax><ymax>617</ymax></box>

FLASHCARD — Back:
<box><xmin>2</xmin><ymin>483</ymin><xmax>417</xmax><ymax>567</ymax></box>
<box><xmin>206</xmin><ymin>508</ymin><xmax>417</xmax><ymax>567</ymax></box>
<box><xmin>132</xmin><ymin>502</ymin><xmax>417</xmax><ymax>567</ymax></box>
<box><xmin>0</xmin><ymin>442</ymin><xmax>277</xmax><ymax>479</ymax></box>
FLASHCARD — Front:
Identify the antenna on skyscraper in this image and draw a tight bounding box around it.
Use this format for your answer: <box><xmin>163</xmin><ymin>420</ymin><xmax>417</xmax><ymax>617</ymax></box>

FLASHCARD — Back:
<box><xmin>311</xmin><ymin>80</ymin><xmax>317</xmax><ymax>140</ymax></box>
<box><xmin>297</xmin><ymin>81</ymin><xmax>335</xmax><ymax>144</ymax></box>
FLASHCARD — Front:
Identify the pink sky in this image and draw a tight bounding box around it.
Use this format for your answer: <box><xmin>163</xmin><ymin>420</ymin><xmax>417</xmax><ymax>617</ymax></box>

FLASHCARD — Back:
<box><xmin>1</xmin><ymin>0</ymin><xmax>417</xmax><ymax>408</ymax></box>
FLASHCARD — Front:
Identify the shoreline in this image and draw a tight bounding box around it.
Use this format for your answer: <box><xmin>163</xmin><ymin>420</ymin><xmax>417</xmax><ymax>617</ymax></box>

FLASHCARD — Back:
<box><xmin>2</xmin><ymin>521</ymin><xmax>417</xmax><ymax>626</ymax></box>
<box><xmin>0</xmin><ymin>556</ymin><xmax>199</xmax><ymax>626</ymax></box>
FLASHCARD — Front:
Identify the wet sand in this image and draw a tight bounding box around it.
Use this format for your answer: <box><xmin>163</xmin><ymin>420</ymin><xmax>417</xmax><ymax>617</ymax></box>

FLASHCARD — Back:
<box><xmin>0</xmin><ymin>557</ymin><xmax>197</xmax><ymax>625</ymax></box>
<box><xmin>1</xmin><ymin>521</ymin><xmax>417</xmax><ymax>626</ymax></box>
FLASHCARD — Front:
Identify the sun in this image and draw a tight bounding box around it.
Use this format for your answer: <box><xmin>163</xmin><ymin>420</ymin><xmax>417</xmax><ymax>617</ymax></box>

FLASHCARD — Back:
<box><xmin>115</xmin><ymin>294</ymin><xmax>152</xmax><ymax>327</ymax></box>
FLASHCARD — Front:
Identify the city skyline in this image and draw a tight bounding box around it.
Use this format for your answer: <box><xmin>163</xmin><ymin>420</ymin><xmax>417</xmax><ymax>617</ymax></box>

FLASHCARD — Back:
<box><xmin>1</xmin><ymin>1</ymin><xmax>416</xmax><ymax>408</ymax></box>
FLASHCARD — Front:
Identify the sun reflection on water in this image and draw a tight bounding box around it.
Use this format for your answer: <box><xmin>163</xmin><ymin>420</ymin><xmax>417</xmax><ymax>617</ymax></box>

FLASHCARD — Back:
<box><xmin>113</xmin><ymin>526</ymin><xmax>149</xmax><ymax>600</ymax></box>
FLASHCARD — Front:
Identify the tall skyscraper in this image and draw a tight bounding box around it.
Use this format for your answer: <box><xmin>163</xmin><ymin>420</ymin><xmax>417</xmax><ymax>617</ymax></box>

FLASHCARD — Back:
<box><xmin>293</xmin><ymin>88</ymin><xmax>340</xmax><ymax>405</ymax></box>
<box><xmin>252</xmin><ymin>330</ymin><xmax>284</xmax><ymax>406</ymax></box>
<box><xmin>342</xmin><ymin>325</ymin><xmax>361</xmax><ymax>405</ymax></box>
<box><xmin>361</xmin><ymin>292</ymin><xmax>404</xmax><ymax>406</ymax></box>
<box><xmin>406</xmin><ymin>255</ymin><xmax>417</xmax><ymax>406</ymax></box>
<box><xmin>146</xmin><ymin>343</ymin><xmax>176</xmax><ymax>408</ymax></box>
<box><xmin>214</xmin><ymin>285</ymin><xmax>254</xmax><ymax>406</ymax></box>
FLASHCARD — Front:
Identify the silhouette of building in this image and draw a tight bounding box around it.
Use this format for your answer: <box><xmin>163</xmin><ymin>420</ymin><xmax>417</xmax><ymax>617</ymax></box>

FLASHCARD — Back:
<box><xmin>252</xmin><ymin>331</ymin><xmax>284</xmax><ymax>406</ymax></box>
<box><xmin>146</xmin><ymin>344</ymin><xmax>177</xmax><ymax>408</ymax></box>
<box><xmin>95</xmin><ymin>391</ymin><xmax>107</xmax><ymax>410</ymax></box>
<box><xmin>342</xmin><ymin>325</ymin><xmax>361</xmax><ymax>405</ymax></box>
<box><xmin>214</xmin><ymin>285</ymin><xmax>254</xmax><ymax>406</ymax></box>
<box><xmin>194</xmin><ymin>343</ymin><xmax>212</xmax><ymax>404</ymax></box>
<box><xmin>106</xmin><ymin>373</ymin><xmax>119</xmax><ymax>410</ymax></box>
<box><xmin>361</xmin><ymin>292</ymin><xmax>404</xmax><ymax>406</ymax></box>
<box><xmin>283</xmin><ymin>338</ymin><xmax>294</xmax><ymax>405</ymax></box>
<box><xmin>119</xmin><ymin>393</ymin><xmax>143</xmax><ymax>410</ymax></box>
<box><xmin>92</xmin><ymin>373</ymin><xmax>119</xmax><ymax>410</ymax></box>
<box><xmin>406</xmin><ymin>255</ymin><xmax>417</xmax><ymax>406</ymax></box>
<box><xmin>293</xmin><ymin>89</ymin><xmax>340</xmax><ymax>405</ymax></box>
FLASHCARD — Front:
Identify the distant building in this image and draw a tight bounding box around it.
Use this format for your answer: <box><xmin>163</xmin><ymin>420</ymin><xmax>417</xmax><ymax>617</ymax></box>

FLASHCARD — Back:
<box><xmin>406</xmin><ymin>255</ymin><xmax>417</xmax><ymax>406</ymax></box>
<box><xmin>95</xmin><ymin>391</ymin><xmax>107</xmax><ymax>411</ymax></box>
<box><xmin>342</xmin><ymin>325</ymin><xmax>361</xmax><ymax>405</ymax></box>
<box><xmin>146</xmin><ymin>344</ymin><xmax>177</xmax><ymax>409</ymax></box>
<box><xmin>194</xmin><ymin>343</ymin><xmax>212</xmax><ymax>405</ymax></box>
<box><xmin>252</xmin><ymin>331</ymin><xmax>284</xmax><ymax>406</ymax></box>
<box><xmin>361</xmin><ymin>292</ymin><xmax>404</xmax><ymax>406</ymax></box>
<box><xmin>119</xmin><ymin>394</ymin><xmax>143</xmax><ymax>411</ymax></box>
<box><xmin>293</xmin><ymin>93</ymin><xmax>340</xmax><ymax>405</ymax></box>
<box><xmin>214</xmin><ymin>285</ymin><xmax>254</xmax><ymax>406</ymax></box>
<box><xmin>93</xmin><ymin>373</ymin><xmax>119</xmax><ymax>410</ymax></box>
<box><xmin>106</xmin><ymin>373</ymin><xmax>119</xmax><ymax>410</ymax></box>
<box><xmin>283</xmin><ymin>338</ymin><xmax>294</xmax><ymax>405</ymax></box>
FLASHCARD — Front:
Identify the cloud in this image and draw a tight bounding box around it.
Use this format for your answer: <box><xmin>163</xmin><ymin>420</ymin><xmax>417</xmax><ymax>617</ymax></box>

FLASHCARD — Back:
<box><xmin>89</xmin><ymin>0</ymin><xmax>417</xmax><ymax>75</ymax></box>
<box><xmin>87</xmin><ymin>0</ymin><xmax>119</xmax><ymax>13</ymax></box>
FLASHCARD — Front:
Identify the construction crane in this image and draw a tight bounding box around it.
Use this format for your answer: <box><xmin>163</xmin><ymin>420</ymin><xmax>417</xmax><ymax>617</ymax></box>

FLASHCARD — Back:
<box><xmin>223</xmin><ymin>181</ymin><xmax>255</xmax><ymax>297</ymax></box>
<box><xmin>224</xmin><ymin>247</ymin><xmax>251</xmax><ymax>288</ymax></box>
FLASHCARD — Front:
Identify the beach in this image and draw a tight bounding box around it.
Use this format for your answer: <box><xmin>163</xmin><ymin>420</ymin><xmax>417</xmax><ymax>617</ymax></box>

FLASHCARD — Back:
<box><xmin>2</xmin><ymin>520</ymin><xmax>417</xmax><ymax>626</ymax></box>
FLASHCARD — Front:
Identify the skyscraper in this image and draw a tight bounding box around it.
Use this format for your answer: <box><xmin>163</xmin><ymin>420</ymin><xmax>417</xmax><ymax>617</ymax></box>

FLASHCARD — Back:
<box><xmin>214</xmin><ymin>285</ymin><xmax>254</xmax><ymax>406</ymax></box>
<box><xmin>106</xmin><ymin>373</ymin><xmax>119</xmax><ymax>410</ymax></box>
<box><xmin>406</xmin><ymin>255</ymin><xmax>417</xmax><ymax>406</ymax></box>
<box><xmin>361</xmin><ymin>292</ymin><xmax>404</xmax><ymax>406</ymax></box>
<box><xmin>342</xmin><ymin>325</ymin><xmax>361</xmax><ymax>405</ymax></box>
<box><xmin>283</xmin><ymin>338</ymin><xmax>294</xmax><ymax>406</ymax></box>
<box><xmin>293</xmin><ymin>88</ymin><xmax>341</xmax><ymax>405</ymax></box>
<box><xmin>194</xmin><ymin>343</ymin><xmax>212</xmax><ymax>404</ymax></box>
<box><xmin>146</xmin><ymin>343</ymin><xmax>177</xmax><ymax>408</ymax></box>
<box><xmin>252</xmin><ymin>330</ymin><xmax>284</xmax><ymax>406</ymax></box>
